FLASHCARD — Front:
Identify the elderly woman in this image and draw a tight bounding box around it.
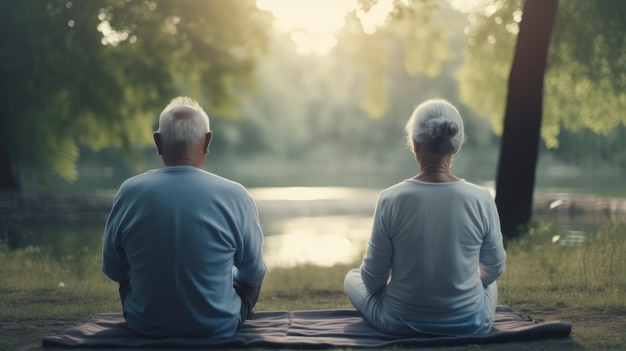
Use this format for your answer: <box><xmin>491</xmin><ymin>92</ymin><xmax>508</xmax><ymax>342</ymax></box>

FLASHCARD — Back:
<box><xmin>344</xmin><ymin>99</ymin><xmax>506</xmax><ymax>336</ymax></box>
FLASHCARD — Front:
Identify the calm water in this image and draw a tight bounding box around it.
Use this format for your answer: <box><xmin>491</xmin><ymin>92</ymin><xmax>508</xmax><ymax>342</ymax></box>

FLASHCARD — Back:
<box><xmin>5</xmin><ymin>185</ymin><xmax>625</xmax><ymax>268</ymax></box>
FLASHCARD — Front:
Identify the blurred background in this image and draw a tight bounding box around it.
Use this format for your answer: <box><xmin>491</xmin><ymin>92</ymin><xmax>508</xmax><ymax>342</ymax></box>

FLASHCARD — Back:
<box><xmin>1</xmin><ymin>0</ymin><xmax>624</xmax><ymax>267</ymax></box>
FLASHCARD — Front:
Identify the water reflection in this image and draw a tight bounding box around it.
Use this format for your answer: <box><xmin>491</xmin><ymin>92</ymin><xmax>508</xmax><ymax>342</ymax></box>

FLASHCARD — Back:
<box><xmin>249</xmin><ymin>186</ymin><xmax>379</xmax><ymax>201</ymax></box>
<box><xmin>250</xmin><ymin>187</ymin><xmax>378</xmax><ymax>267</ymax></box>
<box><xmin>263</xmin><ymin>215</ymin><xmax>372</xmax><ymax>267</ymax></box>
<box><xmin>3</xmin><ymin>186</ymin><xmax>624</xmax><ymax>269</ymax></box>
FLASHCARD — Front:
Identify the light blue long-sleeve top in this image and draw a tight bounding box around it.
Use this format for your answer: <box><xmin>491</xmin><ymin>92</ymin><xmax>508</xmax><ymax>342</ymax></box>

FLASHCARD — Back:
<box><xmin>102</xmin><ymin>166</ymin><xmax>266</xmax><ymax>338</ymax></box>
<box><xmin>361</xmin><ymin>179</ymin><xmax>506</xmax><ymax>334</ymax></box>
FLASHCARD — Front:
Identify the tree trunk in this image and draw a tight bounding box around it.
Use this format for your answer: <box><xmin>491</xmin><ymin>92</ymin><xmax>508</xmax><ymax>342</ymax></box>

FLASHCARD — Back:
<box><xmin>495</xmin><ymin>0</ymin><xmax>559</xmax><ymax>239</ymax></box>
<box><xmin>0</xmin><ymin>146</ymin><xmax>19</xmax><ymax>192</ymax></box>
<box><xmin>0</xmin><ymin>112</ymin><xmax>20</xmax><ymax>192</ymax></box>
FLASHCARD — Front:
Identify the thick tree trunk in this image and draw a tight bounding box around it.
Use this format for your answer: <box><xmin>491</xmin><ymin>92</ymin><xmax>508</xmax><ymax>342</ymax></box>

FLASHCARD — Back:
<box><xmin>495</xmin><ymin>0</ymin><xmax>558</xmax><ymax>239</ymax></box>
<box><xmin>0</xmin><ymin>146</ymin><xmax>19</xmax><ymax>192</ymax></box>
<box><xmin>0</xmin><ymin>113</ymin><xmax>20</xmax><ymax>192</ymax></box>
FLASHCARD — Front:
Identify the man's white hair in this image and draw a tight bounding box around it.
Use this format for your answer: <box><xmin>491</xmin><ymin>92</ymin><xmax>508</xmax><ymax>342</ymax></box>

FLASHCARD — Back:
<box><xmin>158</xmin><ymin>96</ymin><xmax>210</xmax><ymax>151</ymax></box>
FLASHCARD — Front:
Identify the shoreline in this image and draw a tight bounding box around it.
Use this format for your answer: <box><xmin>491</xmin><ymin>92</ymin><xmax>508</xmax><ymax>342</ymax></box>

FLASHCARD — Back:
<box><xmin>1</xmin><ymin>189</ymin><xmax>625</xmax><ymax>224</ymax></box>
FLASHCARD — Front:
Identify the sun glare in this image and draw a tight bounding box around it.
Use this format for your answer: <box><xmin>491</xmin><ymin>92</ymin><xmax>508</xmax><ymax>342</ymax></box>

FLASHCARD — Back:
<box><xmin>448</xmin><ymin>0</ymin><xmax>493</xmax><ymax>14</ymax></box>
<box><xmin>255</xmin><ymin>0</ymin><xmax>488</xmax><ymax>54</ymax></box>
<box><xmin>356</xmin><ymin>0</ymin><xmax>394</xmax><ymax>34</ymax></box>
<box><xmin>257</xmin><ymin>0</ymin><xmax>357</xmax><ymax>55</ymax></box>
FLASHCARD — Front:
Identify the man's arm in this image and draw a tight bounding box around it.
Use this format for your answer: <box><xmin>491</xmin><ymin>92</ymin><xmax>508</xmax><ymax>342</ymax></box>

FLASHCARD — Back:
<box><xmin>102</xmin><ymin>191</ymin><xmax>130</xmax><ymax>284</ymax></box>
<box><xmin>233</xmin><ymin>278</ymin><xmax>261</xmax><ymax>325</ymax></box>
<box><xmin>233</xmin><ymin>194</ymin><xmax>267</xmax><ymax>288</ymax></box>
<box><xmin>119</xmin><ymin>280</ymin><xmax>131</xmax><ymax>307</ymax></box>
<box><xmin>232</xmin><ymin>194</ymin><xmax>266</xmax><ymax>324</ymax></box>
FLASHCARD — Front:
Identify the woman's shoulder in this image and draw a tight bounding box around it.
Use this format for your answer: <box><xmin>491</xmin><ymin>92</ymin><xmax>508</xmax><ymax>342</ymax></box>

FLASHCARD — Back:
<box><xmin>380</xmin><ymin>179</ymin><xmax>492</xmax><ymax>200</ymax></box>
<box><xmin>455</xmin><ymin>180</ymin><xmax>493</xmax><ymax>197</ymax></box>
<box><xmin>380</xmin><ymin>180</ymin><xmax>415</xmax><ymax>196</ymax></box>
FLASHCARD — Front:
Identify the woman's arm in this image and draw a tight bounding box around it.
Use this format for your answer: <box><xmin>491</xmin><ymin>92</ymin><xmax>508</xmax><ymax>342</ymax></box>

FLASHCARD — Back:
<box><xmin>360</xmin><ymin>199</ymin><xmax>393</xmax><ymax>293</ymax></box>
<box><xmin>479</xmin><ymin>198</ymin><xmax>507</xmax><ymax>286</ymax></box>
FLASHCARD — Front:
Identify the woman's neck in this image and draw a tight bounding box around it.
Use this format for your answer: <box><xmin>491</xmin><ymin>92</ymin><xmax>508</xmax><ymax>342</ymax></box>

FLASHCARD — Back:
<box><xmin>413</xmin><ymin>164</ymin><xmax>459</xmax><ymax>183</ymax></box>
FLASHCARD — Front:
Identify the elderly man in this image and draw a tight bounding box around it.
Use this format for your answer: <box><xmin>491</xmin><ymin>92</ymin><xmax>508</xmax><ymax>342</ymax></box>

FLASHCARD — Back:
<box><xmin>102</xmin><ymin>97</ymin><xmax>266</xmax><ymax>338</ymax></box>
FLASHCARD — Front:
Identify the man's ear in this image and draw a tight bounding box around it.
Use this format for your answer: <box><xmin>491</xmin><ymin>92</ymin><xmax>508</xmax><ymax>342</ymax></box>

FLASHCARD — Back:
<box><xmin>203</xmin><ymin>132</ymin><xmax>213</xmax><ymax>154</ymax></box>
<box><xmin>153</xmin><ymin>132</ymin><xmax>163</xmax><ymax>155</ymax></box>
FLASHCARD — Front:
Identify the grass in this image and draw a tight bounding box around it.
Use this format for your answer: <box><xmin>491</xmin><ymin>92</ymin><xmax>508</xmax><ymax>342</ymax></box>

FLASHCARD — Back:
<box><xmin>1</xmin><ymin>222</ymin><xmax>625</xmax><ymax>351</ymax></box>
<box><xmin>500</xmin><ymin>221</ymin><xmax>625</xmax><ymax>310</ymax></box>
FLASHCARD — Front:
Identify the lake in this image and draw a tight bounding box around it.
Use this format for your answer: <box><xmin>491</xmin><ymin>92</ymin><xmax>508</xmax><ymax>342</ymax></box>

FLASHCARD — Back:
<box><xmin>2</xmin><ymin>184</ymin><xmax>625</xmax><ymax>268</ymax></box>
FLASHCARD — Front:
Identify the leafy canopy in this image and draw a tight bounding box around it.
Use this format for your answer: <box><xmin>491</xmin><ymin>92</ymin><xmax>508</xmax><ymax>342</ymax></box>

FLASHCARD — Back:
<box><xmin>457</xmin><ymin>0</ymin><xmax>626</xmax><ymax>148</ymax></box>
<box><xmin>339</xmin><ymin>0</ymin><xmax>454</xmax><ymax>118</ymax></box>
<box><xmin>0</xmin><ymin>0</ymin><xmax>271</xmax><ymax>182</ymax></box>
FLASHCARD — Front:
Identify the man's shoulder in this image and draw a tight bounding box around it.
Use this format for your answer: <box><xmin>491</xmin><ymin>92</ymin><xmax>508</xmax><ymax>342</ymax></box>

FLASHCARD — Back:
<box><xmin>117</xmin><ymin>167</ymin><xmax>251</xmax><ymax>198</ymax></box>
<box><xmin>199</xmin><ymin>170</ymin><xmax>247</xmax><ymax>191</ymax></box>
<box><xmin>190</xmin><ymin>170</ymin><xmax>256</xmax><ymax>202</ymax></box>
<box><xmin>118</xmin><ymin>169</ymin><xmax>159</xmax><ymax>189</ymax></box>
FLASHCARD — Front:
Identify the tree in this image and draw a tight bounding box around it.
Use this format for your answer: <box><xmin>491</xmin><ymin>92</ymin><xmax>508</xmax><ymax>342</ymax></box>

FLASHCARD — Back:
<box><xmin>459</xmin><ymin>0</ymin><xmax>626</xmax><ymax>147</ymax></box>
<box><xmin>458</xmin><ymin>0</ymin><xmax>626</xmax><ymax>237</ymax></box>
<box><xmin>0</xmin><ymin>0</ymin><xmax>271</xmax><ymax>192</ymax></box>
<box><xmin>495</xmin><ymin>0</ymin><xmax>558</xmax><ymax>239</ymax></box>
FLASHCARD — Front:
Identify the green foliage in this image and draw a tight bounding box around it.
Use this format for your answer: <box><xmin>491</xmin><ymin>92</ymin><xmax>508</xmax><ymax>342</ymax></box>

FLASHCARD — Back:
<box><xmin>340</xmin><ymin>0</ymin><xmax>455</xmax><ymax>118</ymax></box>
<box><xmin>543</xmin><ymin>1</ymin><xmax>626</xmax><ymax>147</ymax></box>
<box><xmin>457</xmin><ymin>0</ymin><xmax>521</xmax><ymax>135</ymax></box>
<box><xmin>212</xmin><ymin>21</ymin><xmax>495</xmax><ymax>185</ymax></box>
<box><xmin>552</xmin><ymin>124</ymin><xmax>626</xmax><ymax>170</ymax></box>
<box><xmin>0</xmin><ymin>0</ymin><xmax>271</xmax><ymax>184</ymax></box>
<box><xmin>458</xmin><ymin>0</ymin><xmax>626</xmax><ymax>147</ymax></box>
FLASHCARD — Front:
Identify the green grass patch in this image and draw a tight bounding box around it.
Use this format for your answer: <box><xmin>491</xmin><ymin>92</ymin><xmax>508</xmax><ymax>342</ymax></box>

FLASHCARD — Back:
<box><xmin>500</xmin><ymin>222</ymin><xmax>626</xmax><ymax>311</ymax></box>
<box><xmin>259</xmin><ymin>263</ymin><xmax>354</xmax><ymax>311</ymax></box>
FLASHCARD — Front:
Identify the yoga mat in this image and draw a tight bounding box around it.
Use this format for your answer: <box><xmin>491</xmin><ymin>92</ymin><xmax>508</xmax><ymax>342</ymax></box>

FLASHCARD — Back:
<box><xmin>43</xmin><ymin>306</ymin><xmax>571</xmax><ymax>348</ymax></box>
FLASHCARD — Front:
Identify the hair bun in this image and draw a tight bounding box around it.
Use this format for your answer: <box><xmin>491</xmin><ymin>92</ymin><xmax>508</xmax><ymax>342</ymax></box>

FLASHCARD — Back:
<box><xmin>425</xmin><ymin>118</ymin><xmax>458</xmax><ymax>140</ymax></box>
<box><xmin>405</xmin><ymin>98</ymin><xmax>465</xmax><ymax>156</ymax></box>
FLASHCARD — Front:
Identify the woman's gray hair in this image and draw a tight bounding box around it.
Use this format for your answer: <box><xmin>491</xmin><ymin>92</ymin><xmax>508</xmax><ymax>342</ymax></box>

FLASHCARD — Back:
<box><xmin>158</xmin><ymin>96</ymin><xmax>210</xmax><ymax>151</ymax></box>
<box><xmin>405</xmin><ymin>99</ymin><xmax>465</xmax><ymax>156</ymax></box>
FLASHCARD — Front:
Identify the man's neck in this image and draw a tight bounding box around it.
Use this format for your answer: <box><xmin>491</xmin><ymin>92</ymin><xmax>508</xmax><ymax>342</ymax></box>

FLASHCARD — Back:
<box><xmin>163</xmin><ymin>156</ymin><xmax>201</xmax><ymax>168</ymax></box>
